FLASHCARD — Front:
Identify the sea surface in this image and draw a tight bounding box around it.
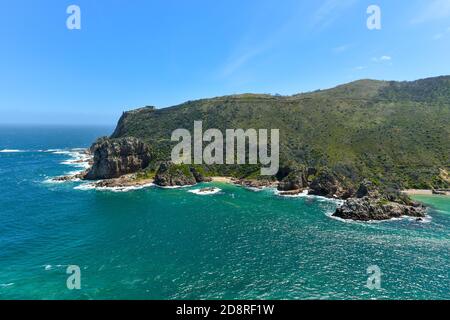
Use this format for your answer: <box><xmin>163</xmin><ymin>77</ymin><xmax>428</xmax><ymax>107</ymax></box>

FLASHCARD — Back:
<box><xmin>0</xmin><ymin>125</ymin><xmax>449</xmax><ymax>300</ymax></box>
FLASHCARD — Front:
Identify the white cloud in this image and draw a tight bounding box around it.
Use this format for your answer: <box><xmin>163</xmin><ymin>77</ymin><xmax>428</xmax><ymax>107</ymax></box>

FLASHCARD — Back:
<box><xmin>220</xmin><ymin>0</ymin><xmax>358</xmax><ymax>78</ymax></box>
<box><xmin>354</xmin><ymin>66</ymin><xmax>367</xmax><ymax>71</ymax></box>
<box><xmin>333</xmin><ymin>44</ymin><xmax>351</xmax><ymax>53</ymax></box>
<box><xmin>372</xmin><ymin>55</ymin><xmax>392</xmax><ymax>62</ymax></box>
<box><xmin>411</xmin><ymin>0</ymin><xmax>450</xmax><ymax>24</ymax></box>
<box><xmin>433</xmin><ymin>26</ymin><xmax>450</xmax><ymax>40</ymax></box>
<box><xmin>221</xmin><ymin>49</ymin><xmax>263</xmax><ymax>77</ymax></box>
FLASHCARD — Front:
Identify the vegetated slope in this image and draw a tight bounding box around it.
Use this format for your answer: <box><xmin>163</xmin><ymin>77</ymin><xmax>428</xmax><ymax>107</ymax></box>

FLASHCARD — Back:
<box><xmin>110</xmin><ymin>76</ymin><xmax>450</xmax><ymax>189</ymax></box>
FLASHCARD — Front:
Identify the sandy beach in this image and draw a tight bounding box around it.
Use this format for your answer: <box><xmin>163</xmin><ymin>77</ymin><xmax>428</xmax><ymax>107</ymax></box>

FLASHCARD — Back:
<box><xmin>403</xmin><ymin>189</ymin><xmax>450</xmax><ymax>196</ymax></box>
<box><xmin>211</xmin><ymin>177</ymin><xmax>234</xmax><ymax>184</ymax></box>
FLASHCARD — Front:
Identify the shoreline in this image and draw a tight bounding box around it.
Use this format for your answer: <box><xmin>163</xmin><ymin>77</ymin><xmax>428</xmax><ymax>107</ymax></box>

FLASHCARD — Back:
<box><xmin>403</xmin><ymin>189</ymin><xmax>450</xmax><ymax>196</ymax></box>
<box><xmin>210</xmin><ymin>176</ymin><xmax>234</xmax><ymax>184</ymax></box>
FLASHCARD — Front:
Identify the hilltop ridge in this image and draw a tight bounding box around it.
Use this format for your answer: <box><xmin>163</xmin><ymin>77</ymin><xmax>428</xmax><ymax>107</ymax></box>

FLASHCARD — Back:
<box><xmin>110</xmin><ymin>75</ymin><xmax>450</xmax><ymax>190</ymax></box>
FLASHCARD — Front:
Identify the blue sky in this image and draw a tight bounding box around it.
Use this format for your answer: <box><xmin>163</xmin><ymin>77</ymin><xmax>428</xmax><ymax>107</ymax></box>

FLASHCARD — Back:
<box><xmin>1</xmin><ymin>0</ymin><xmax>450</xmax><ymax>125</ymax></box>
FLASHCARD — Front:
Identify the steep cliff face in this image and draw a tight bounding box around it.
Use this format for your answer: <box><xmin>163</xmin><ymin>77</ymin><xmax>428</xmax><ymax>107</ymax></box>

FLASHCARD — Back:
<box><xmin>85</xmin><ymin>137</ymin><xmax>152</xmax><ymax>180</ymax></box>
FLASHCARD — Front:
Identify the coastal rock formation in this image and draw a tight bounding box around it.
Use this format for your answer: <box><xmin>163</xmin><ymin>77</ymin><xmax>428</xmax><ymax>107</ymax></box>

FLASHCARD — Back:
<box><xmin>309</xmin><ymin>170</ymin><xmax>353</xmax><ymax>199</ymax></box>
<box><xmin>190</xmin><ymin>167</ymin><xmax>212</xmax><ymax>183</ymax></box>
<box><xmin>355</xmin><ymin>179</ymin><xmax>380</xmax><ymax>198</ymax></box>
<box><xmin>90</xmin><ymin>173</ymin><xmax>153</xmax><ymax>189</ymax></box>
<box><xmin>234</xmin><ymin>179</ymin><xmax>275</xmax><ymax>190</ymax></box>
<box><xmin>278</xmin><ymin>189</ymin><xmax>304</xmax><ymax>196</ymax></box>
<box><xmin>154</xmin><ymin>162</ymin><xmax>206</xmax><ymax>187</ymax></box>
<box><xmin>277</xmin><ymin>169</ymin><xmax>308</xmax><ymax>191</ymax></box>
<box><xmin>85</xmin><ymin>137</ymin><xmax>152</xmax><ymax>180</ymax></box>
<box><xmin>333</xmin><ymin>197</ymin><xmax>426</xmax><ymax>221</ymax></box>
<box><xmin>333</xmin><ymin>180</ymin><xmax>426</xmax><ymax>221</ymax></box>
<box><xmin>52</xmin><ymin>172</ymin><xmax>87</xmax><ymax>182</ymax></box>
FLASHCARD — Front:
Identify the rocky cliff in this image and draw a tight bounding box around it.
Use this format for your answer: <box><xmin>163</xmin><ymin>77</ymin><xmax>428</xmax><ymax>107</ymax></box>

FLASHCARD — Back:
<box><xmin>153</xmin><ymin>162</ymin><xmax>211</xmax><ymax>187</ymax></box>
<box><xmin>85</xmin><ymin>137</ymin><xmax>152</xmax><ymax>180</ymax></box>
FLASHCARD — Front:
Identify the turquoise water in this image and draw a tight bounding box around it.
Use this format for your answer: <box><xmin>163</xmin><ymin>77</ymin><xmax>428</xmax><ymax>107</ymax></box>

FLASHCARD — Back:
<box><xmin>0</xmin><ymin>126</ymin><xmax>449</xmax><ymax>300</ymax></box>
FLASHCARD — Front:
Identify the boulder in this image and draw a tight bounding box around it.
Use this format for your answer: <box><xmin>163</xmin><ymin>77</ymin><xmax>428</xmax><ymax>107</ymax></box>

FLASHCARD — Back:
<box><xmin>333</xmin><ymin>197</ymin><xmax>426</xmax><ymax>221</ymax></box>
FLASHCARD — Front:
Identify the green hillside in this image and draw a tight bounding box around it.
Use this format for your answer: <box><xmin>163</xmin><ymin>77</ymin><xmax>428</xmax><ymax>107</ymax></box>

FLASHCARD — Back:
<box><xmin>110</xmin><ymin>76</ymin><xmax>450</xmax><ymax>189</ymax></box>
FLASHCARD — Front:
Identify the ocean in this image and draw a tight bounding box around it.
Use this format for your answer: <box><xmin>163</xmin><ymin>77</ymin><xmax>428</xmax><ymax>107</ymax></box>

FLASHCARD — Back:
<box><xmin>0</xmin><ymin>125</ymin><xmax>449</xmax><ymax>300</ymax></box>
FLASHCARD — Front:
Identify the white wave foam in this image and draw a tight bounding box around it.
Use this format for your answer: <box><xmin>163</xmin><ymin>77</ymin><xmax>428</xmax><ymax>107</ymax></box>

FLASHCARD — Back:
<box><xmin>325</xmin><ymin>211</ymin><xmax>432</xmax><ymax>224</ymax></box>
<box><xmin>44</xmin><ymin>148</ymin><xmax>91</xmax><ymax>183</ymax></box>
<box><xmin>75</xmin><ymin>182</ymin><xmax>155</xmax><ymax>193</ymax></box>
<box><xmin>74</xmin><ymin>183</ymin><xmax>96</xmax><ymax>191</ymax></box>
<box><xmin>0</xmin><ymin>149</ymin><xmax>24</xmax><ymax>153</ymax></box>
<box><xmin>43</xmin><ymin>178</ymin><xmax>66</xmax><ymax>184</ymax></box>
<box><xmin>155</xmin><ymin>184</ymin><xmax>195</xmax><ymax>189</ymax></box>
<box><xmin>188</xmin><ymin>187</ymin><xmax>222</xmax><ymax>195</ymax></box>
<box><xmin>61</xmin><ymin>159</ymin><xmax>91</xmax><ymax>168</ymax></box>
<box><xmin>244</xmin><ymin>186</ymin><xmax>271</xmax><ymax>192</ymax></box>
<box><xmin>274</xmin><ymin>189</ymin><xmax>309</xmax><ymax>198</ymax></box>
<box><xmin>47</xmin><ymin>148</ymin><xmax>89</xmax><ymax>158</ymax></box>
<box><xmin>0</xmin><ymin>283</ymin><xmax>14</xmax><ymax>288</ymax></box>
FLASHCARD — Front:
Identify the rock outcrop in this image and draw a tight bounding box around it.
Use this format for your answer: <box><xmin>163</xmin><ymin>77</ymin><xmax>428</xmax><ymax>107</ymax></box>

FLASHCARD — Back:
<box><xmin>235</xmin><ymin>179</ymin><xmax>275</xmax><ymax>190</ymax></box>
<box><xmin>190</xmin><ymin>167</ymin><xmax>212</xmax><ymax>183</ymax></box>
<box><xmin>333</xmin><ymin>197</ymin><xmax>426</xmax><ymax>221</ymax></box>
<box><xmin>333</xmin><ymin>180</ymin><xmax>426</xmax><ymax>221</ymax></box>
<box><xmin>154</xmin><ymin>162</ymin><xmax>208</xmax><ymax>187</ymax></box>
<box><xmin>90</xmin><ymin>173</ymin><xmax>153</xmax><ymax>189</ymax></box>
<box><xmin>309</xmin><ymin>169</ymin><xmax>354</xmax><ymax>199</ymax></box>
<box><xmin>277</xmin><ymin>169</ymin><xmax>308</xmax><ymax>191</ymax></box>
<box><xmin>355</xmin><ymin>179</ymin><xmax>380</xmax><ymax>198</ymax></box>
<box><xmin>278</xmin><ymin>189</ymin><xmax>304</xmax><ymax>196</ymax></box>
<box><xmin>85</xmin><ymin>137</ymin><xmax>152</xmax><ymax>180</ymax></box>
<box><xmin>52</xmin><ymin>172</ymin><xmax>86</xmax><ymax>182</ymax></box>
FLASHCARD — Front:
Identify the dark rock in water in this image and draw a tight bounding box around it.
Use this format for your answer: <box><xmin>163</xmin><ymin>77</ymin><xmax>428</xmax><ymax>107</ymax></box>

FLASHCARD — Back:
<box><xmin>154</xmin><ymin>162</ymin><xmax>197</xmax><ymax>187</ymax></box>
<box><xmin>432</xmin><ymin>189</ymin><xmax>446</xmax><ymax>195</ymax></box>
<box><xmin>92</xmin><ymin>173</ymin><xmax>153</xmax><ymax>189</ymax></box>
<box><xmin>333</xmin><ymin>179</ymin><xmax>427</xmax><ymax>221</ymax></box>
<box><xmin>235</xmin><ymin>179</ymin><xmax>274</xmax><ymax>189</ymax></box>
<box><xmin>52</xmin><ymin>172</ymin><xmax>86</xmax><ymax>182</ymax></box>
<box><xmin>278</xmin><ymin>189</ymin><xmax>303</xmax><ymax>196</ymax></box>
<box><xmin>277</xmin><ymin>169</ymin><xmax>308</xmax><ymax>191</ymax></box>
<box><xmin>85</xmin><ymin>137</ymin><xmax>152</xmax><ymax>180</ymax></box>
<box><xmin>333</xmin><ymin>196</ymin><xmax>426</xmax><ymax>221</ymax></box>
